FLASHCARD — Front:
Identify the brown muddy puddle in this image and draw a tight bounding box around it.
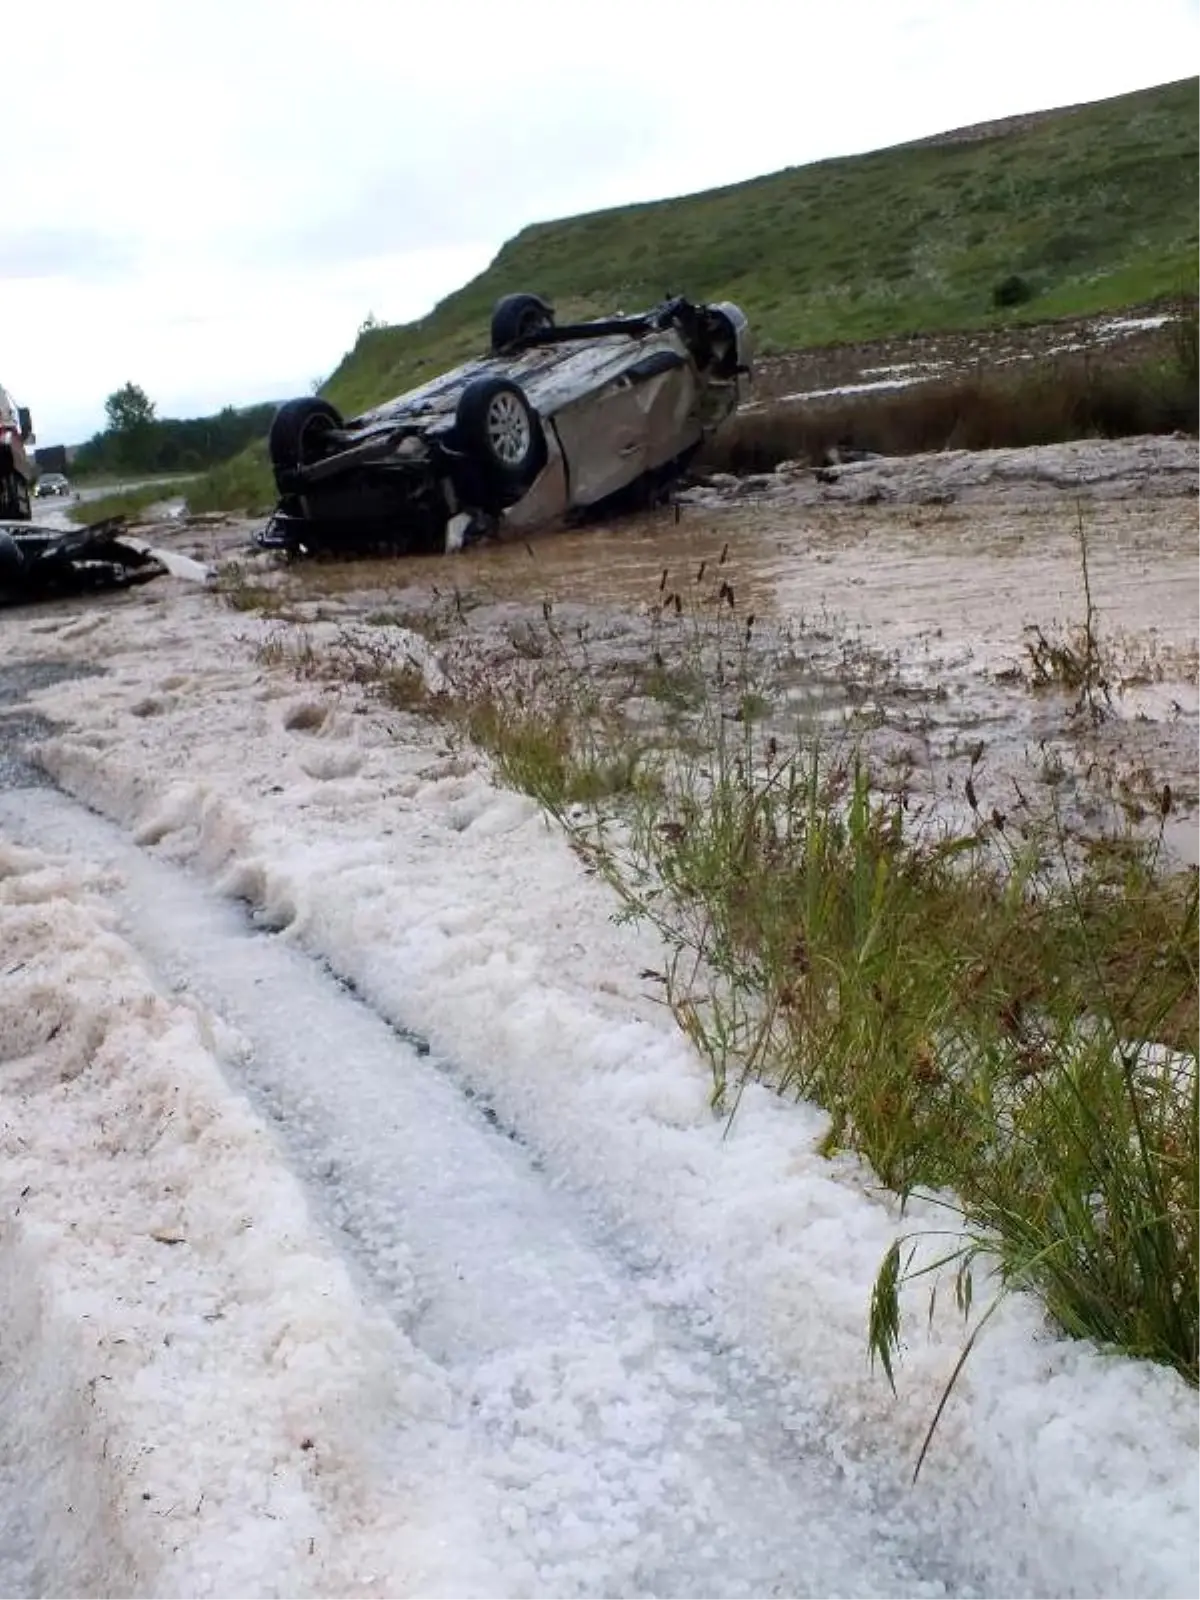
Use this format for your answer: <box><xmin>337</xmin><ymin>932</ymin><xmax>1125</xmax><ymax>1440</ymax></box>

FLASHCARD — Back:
<box><xmin>231</xmin><ymin>490</ymin><xmax>1200</xmax><ymax>863</ymax></box>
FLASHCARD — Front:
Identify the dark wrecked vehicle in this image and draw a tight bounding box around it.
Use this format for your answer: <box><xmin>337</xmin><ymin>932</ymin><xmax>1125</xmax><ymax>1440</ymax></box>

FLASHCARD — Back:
<box><xmin>260</xmin><ymin>293</ymin><xmax>752</xmax><ymax>558</ymax></box>
<box><xmin>0</xmin><ymin>383</ymin><xmax>36</xmax><ymax>521</ymax></box>
<box><xmin>0</xmin><ymin>518</ymin><xmax>166</xmax><ymax>604</ymax></box>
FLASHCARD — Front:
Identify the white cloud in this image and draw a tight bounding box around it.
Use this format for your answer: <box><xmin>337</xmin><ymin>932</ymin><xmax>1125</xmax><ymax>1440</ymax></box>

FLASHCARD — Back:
<box><xmin>7</xmin><ymin>0</ymin><xmax>1197</xmax><ymax>442</ymax></box>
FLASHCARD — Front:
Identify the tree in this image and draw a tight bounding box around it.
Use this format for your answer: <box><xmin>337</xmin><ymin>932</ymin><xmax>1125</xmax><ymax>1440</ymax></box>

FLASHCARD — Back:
<box><xmin>104</xmin><ymin>382</ymin><xmax>157</xmax><ymax>435</ymax></box>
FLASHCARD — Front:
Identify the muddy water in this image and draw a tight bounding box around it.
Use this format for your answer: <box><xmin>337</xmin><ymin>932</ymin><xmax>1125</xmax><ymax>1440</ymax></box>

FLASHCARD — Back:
<box><xmin>380</xmin><ymin>496</ymin><xmax>1190</xmax><ymax>640</ymax></box>
<box><xmin>397</xmin><ymin>496</ymin><xmax>1196</xmax><ymax>655</ymax></box>
<box><xmin>382</xmin><ymin>494</ymin><xmax>1198</xmax><ymax>862</ymax></box>
<box><xmin>171</xmin><ymin>472</ymin><xmax>1200</xmax><ymax>863</ymax></box>
<box><xmin>417</xmin><ymin>494</ymin><xmax>1198</xmax><ymax>703</ymax></box>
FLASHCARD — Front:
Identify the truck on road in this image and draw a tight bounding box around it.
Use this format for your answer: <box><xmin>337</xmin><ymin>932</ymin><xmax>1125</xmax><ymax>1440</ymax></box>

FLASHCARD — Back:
<box><xmin>0</xmin><ymin>383</ymin><xmax>35</xmax><ymax>520</ymax></box>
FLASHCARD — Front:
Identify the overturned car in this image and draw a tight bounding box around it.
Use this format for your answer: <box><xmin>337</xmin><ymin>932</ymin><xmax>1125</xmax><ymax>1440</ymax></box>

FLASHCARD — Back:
<box><xmin>260</xmin><ymin>293</ymin><xmax>752</xmax><ymax>557</ymax></box>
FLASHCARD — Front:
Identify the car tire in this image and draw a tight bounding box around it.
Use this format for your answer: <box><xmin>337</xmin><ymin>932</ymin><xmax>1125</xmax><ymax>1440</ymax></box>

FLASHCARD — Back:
<box><xmin>455</xmin><ymin>378</ymin><xmax>545</xmax><ymax>502</ymax></box>
<box><xmin>0</xmin><ymin>473</ymin><xmax>31</xmax><ymax>522</ymax></box>
<box><xmin>490</xmin><ymin>293</ymin><xmax>554</xmax><ymax>354</ymax></box>
<box><xmin>268</xmin><ymin>398</ymin><xmax>343</xmax><ymax>490</ymax></box>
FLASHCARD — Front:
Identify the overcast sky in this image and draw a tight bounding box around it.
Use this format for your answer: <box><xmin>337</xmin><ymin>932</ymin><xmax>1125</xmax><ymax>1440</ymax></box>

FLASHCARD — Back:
<box><xmin>9</xmin><ymin>0</ymin><xmax>1197</xmax><ymax>444</ymax></box>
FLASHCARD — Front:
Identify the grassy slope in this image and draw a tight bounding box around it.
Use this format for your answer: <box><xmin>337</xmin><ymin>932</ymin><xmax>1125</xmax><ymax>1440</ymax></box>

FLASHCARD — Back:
<box><xmin>193</xmin><ymin>75</ymin><xmax>1197</xmax><ymax>511</ymax></box>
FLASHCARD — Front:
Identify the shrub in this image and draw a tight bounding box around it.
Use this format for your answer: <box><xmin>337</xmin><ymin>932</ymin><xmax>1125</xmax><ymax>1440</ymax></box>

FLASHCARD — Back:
<box><xmin>993</xmin><ymin>273</ymin><xmax>1035</xmax><ymax>308</ymax></box>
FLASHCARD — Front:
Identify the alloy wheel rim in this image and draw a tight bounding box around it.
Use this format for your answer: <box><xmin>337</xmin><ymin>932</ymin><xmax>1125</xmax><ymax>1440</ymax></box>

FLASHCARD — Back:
<box><xmin>485</xmin><ymin>393</ymin><xmax>531</xmax><ymax>465</ymax></box>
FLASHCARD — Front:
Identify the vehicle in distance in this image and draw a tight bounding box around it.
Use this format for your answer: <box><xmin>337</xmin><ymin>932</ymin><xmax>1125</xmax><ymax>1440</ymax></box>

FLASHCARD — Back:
<box><xmin>261</xmin><ymin>293</ymin><xmax>752</xmax><ymax>557</ymax></box>
<box><xmin>0</xmin><ymin>384</ymin><xmax>35</xmax><ymax>521</ymax></box>
<box><xmin>34</xmin><ymin>472</ymin><xmax>71</xmax><ymax>498</ymax></box>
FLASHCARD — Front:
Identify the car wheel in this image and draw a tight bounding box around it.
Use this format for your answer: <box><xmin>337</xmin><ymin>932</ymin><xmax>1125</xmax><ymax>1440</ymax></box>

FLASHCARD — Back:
<box><xmin>455</xmin><ymin>378</ymin><xmax>545</xmax><ymax>500</ymax></box>
<box><xmin>0</xmin><ymin>473</ymin><xmax>31</xmax><ymax>522</ymax></box>
<box><xmin>490</xmin><ymin>293</ymin><xmax>554</xmax><ymax>354</ymax></box>
<box><xmin>268</xmin><ymin>398</ymin><xmax>343</xmax><ymax>489</ymax></box>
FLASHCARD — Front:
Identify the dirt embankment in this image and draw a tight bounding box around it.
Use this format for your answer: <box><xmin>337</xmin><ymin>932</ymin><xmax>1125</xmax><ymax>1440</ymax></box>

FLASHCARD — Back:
<box><xmin>749</xmin><ymin>306</ymin><xmax>1183</xmax><ymax>406</ymax></box>
<box><xmin>684</xmin><ymin>433</ymin><xmax>1199</xmax><ymax>508</ymax></box>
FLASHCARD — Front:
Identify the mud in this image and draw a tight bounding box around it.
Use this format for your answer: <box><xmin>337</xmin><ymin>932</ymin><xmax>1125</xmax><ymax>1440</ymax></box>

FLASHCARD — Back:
<box><xmin>748</xmin><ymin>305</ymin><xmax>1181</xmax><ymax>406</ymax></box>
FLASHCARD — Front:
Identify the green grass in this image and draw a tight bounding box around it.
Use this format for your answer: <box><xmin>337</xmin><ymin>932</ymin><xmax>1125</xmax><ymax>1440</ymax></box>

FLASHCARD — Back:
<box><xmin>320</xmin><ymin>77</ymin><xmax>1195</xmax><ymax>419</ymax></box>
<box><xmin>462</xmin><ymin>693</ymin><xmax>655</xmax><ymax>806</ymax></box>
<box><xmin>67</xmin><ymin>478</ymin><xmax>203</xmax><ymax>524</ymax></box>
<box><xmin>186</xmin><ymin>442</ymin><xmax>274</xmax><ymax>516</ymax></box>
<box><xmin>194</xmin><ymin>77</ymin><xmax>1197</xmax><ymax>512</ymax></box>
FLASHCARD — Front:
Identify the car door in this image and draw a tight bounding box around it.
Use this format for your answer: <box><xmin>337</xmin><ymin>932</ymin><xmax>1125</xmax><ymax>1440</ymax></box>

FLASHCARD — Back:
<box><xmin>553</xmin><ymin>347</ymin><xmax>700</xmax><ymax>508</ymax></box>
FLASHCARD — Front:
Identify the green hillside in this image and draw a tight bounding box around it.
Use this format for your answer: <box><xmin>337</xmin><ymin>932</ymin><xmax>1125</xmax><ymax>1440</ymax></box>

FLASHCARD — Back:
<box><xmin>194</xmin><ymin>76</ymin><xmax>1197</xmax><ymax>510</ymax></box>
<box><xmin>325</xmin><ymin>77</ymin><xmax>1197</xmax><ymax>418</ymax></box>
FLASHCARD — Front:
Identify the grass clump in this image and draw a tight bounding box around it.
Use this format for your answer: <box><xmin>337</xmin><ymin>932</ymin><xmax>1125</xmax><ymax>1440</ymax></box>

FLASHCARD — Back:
<box><xmin>622</xmin><ymin>729</ymin><xmax>1195</xmax><ymax>1381</ymax></box>
<box><xmin>463</xmin><ymin>691</ymin><xmax>650</xmax><ymax>807</ymax></box>
<box><xmin>445</xmin><ymin>605</ymin><xmax>659</xmax><ymax>808</ymax></box>
<box><xmin>1021</xmin><ymin>509</ymin><xmax>1112</xmax><ymax>723</ymax></box>
<box><xmin>215</xmin><ymin>562</ymin><xmax>292</xmax><ymax>616</ymax></box>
